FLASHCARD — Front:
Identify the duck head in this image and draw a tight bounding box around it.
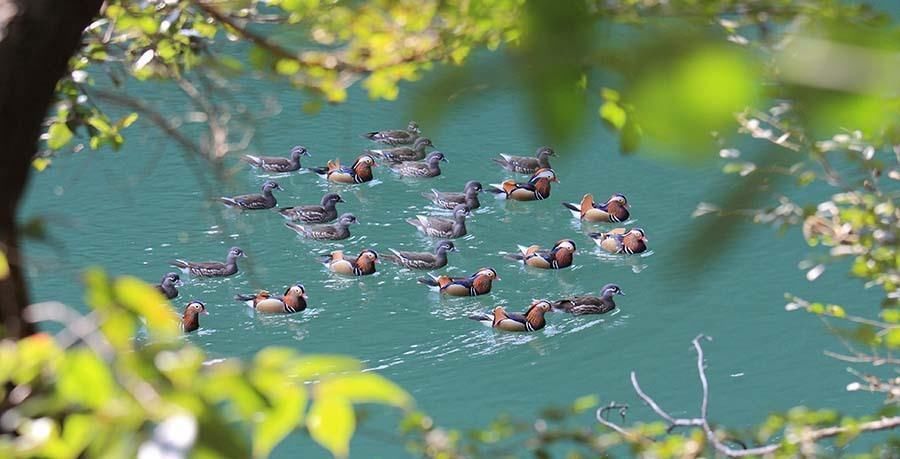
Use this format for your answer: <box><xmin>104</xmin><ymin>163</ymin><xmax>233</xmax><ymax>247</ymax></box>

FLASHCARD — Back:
<box><xmin>162</xmin><ymin>272</ymin><xmax>183</xmax><ymax>287</ymax></box>
<box><xmin>407</xmin><ymin>121</ymin><xmax>420</xmax><ymax>134</ymax></box>
<box><xmin>536</xmin><ymin>146</ymin><xmax>556</xmax><ymax>158</ymax></box>
<box><xmin>473</xmin><ymin>267</ymin><xmax>500</xmax><ymax>281</ymax></box>
<box><xmin>426</xmin><ymin>151</ymin><xmax>448</xmax><ymax>164</ymax></box>
<box><xmin>600</xmin><ymin>283</ymin><xmax>625</xmax><ymax>297</ymax></box>
<box><xmin>261</xmin><ymin>180</ymin><xmax>284</xmax><ymax>193</ymax></box>
<box><xmin>183</xmin><ymin>300</ymin><xmax>208</xmax><ymax>317</ymax></box>
<box><xmin>553</xmin><ymin>239</ymin><xmax>577</xmax><ymax>253</ymax></box>
<box><xmin>464</xmin><ymin>181</ymin><xmax>483</xmax><ymax>194</ymax></box>
<box><xmin>436</xmin><ymin>240</ymin><xmax>458</xmax><ymax>253</ymax></box>
<box><xmin>284</xmin><ymin>283</ymin><xmax>308</xmax><ymax>300</ymax></box>
<box><xmin>530</xmin><ymin>168</ymin><xmax>559</xmax><ymax>183</ymax></box>
<box><xmin>353</xmin><ymin>154</ymin><xmax>377</xmax><ymax>169</ymax></box>
<box><xmin>228</xmin><ymin>247</ymin><xmax>246</xmax><ymax>260</ymax></box>
<box><xmin>337</xmin><ymin>213</ymin><xmax>358</xmax><ymax>226</ymax></box>
<box><xmin>414</xmin><ymin>137</ymin><xmax>434</xmax><ymax>150</ymax></box>
<box><xmin>321</xmin><ymin>193</ymin><xmax>344</xmax><ymax>207</ymax></box>
<box><xmin>290</xmin><ymin>145</ymin><xmax>311</xmax><ymax>159</ymax></box>
<box><xmin>629</xmin><ymin>228</ymin><xmax>648</xmax><ymax>242</ymax></box>
<box><xmin>452</xmin><ymin>204</ymin><xmax>470</xmax><ymax>220</ymax></box>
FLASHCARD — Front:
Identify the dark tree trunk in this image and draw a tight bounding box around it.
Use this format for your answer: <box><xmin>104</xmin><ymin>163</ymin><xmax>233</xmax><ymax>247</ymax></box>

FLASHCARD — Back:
<box><xmin>0</xmin><ymin>0</ymin><xmax>103</xmax><ymax>338</ymax></box>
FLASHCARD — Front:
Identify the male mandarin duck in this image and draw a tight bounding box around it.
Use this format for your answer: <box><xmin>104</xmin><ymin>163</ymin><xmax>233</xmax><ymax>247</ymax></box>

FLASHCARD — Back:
<box><xmin>406</xmin><ymin>204</ymin><xmax>469</xmax><ymax>239</ymax></box>
<box><xmin>422</xmin><ymin>180</ymin><xmax>482</xmax><ymax>210</ymax></box>
<box><xmin>235</xmin><ymin>283</ymin><xmax>308</xmax><ymax>314</ymax></box>
<box><xmin>219</xmin><ymin>180</ymin><xmax>283</xmax><ymax>210</ymax></box>
<box><xmin>155</xmin><ymin>272</ymin><xmax>182</xmax><ymax>300</ymax></box>
<box><xmin>278</xmin><ymin>193</ymin><xmax>344</xmax><ymax>223</ymax></box>
<box><xmin>320</xmin><ymin>249</ymin><xmax>378</xmax><ymax>276</ymax></box>
<box><xmin>311</xmin><ymin>154</ymin><xmax>376</xmax><ymax>184</ymax></box>
<box><xmin>389</xmin><ymin>151</ymin><xmax>447</xmax><ymax>178</ymax></box>
<box><xmin>362</xmin><ymin>121</ymin><xmax>421</xmax><ymax>146</ymax></box>
<box><xmin>488</xmin><ymin>168</ymin><xmax>558</xmax><ymax>201</ymax></box>
<box><xmin>492</xmin><ymin>146</ymin><xmax>555</xmax><ymax>175</ymax></box>
<box><xmin>469</xmin><ymin>300</ymin><xmax>552</xmax><ymax>332</ymax></box>
<box><xmin>284</xmin><ymin>213</ymin><xmax>357</xmax><ymax>240</ymax></box>
<box><xmin>171</xmin><ymin>247</ymin><xmax>245</xmax><ymax>277</ymax></box>
<box><xmin>590</xmin><ymin>228</ymin><xmax>648</xmax><ymax>254</ymax></box>
<box><xmin>551</xmin><ymin>283</ymin><xmax>624</xmax><ymax>315</ymax></box>
<box><xmin>417</xmin><ymin>267</ymin><xmax>499</xmax><ymax>296</ymax></box>
<box><xmin>382</xmin><ymin>240</ymin><xmax>457</xmax><ymax>270</ymax></box>
<box><xmin>368</xmin><ymin>137</ymin><xmax>434</xmax><ymax>162</ymax></box>
<box><xmin>181</xmin><ymin>300</ymin><xmax>208</xmax><ymax>333</ymax></box>
<box><xmin>242</xmin><ymin>145</ymin><xmax>310</xmax><ymax>173</ymax></box>
<box><xmin>562</xmin><ymin>193</ymin><xmax>630</xmax><ymax>223</ymax></box>
<box><xmin>506</xmin><ymin>239</ymin><xmax>576</xmax><ymax>269</ymax></box>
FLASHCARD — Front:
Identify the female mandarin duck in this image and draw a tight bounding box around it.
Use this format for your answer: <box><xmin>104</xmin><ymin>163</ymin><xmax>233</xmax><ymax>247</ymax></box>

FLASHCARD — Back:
<box><xmin>285</xmin><ymin>213</ymin><xmax>357</xmax><ymax>240</ymax></box>
<box><xmin>242</xmin><ymin>145</ymin><xmax>310</xmax><ymax>173</ymax></box>
<box><xmin>590</xmin><ymin>228</ymin><xmax>648</xmax><ymax>254</ymax></box>
<box><xmin>551</xmin><ymin>283</ymin><xmax>624</xmax><ymax>315</ymax></box>
<box><xmin>488</xmin><ymin>168</ymin><xmax>558</xmax><ymax>201</ymax></box>
<box><xmin>171</xmin><ymin>247</ymin><xmax>245</xmax><ymax>277</ymax></box>
<box><xmin>423</xmin><ymin>180</ymin><xmax>482</xmax><ymax>210</ymax></box>
<box><xmin>363</xmin><ymin>121</ymin><xmax>420</xmax><ymax>146</ymax></box>
<box><xmin>219</xmin><ymin>180</ymin><xmax>283</xmax><ymax>210</ymax></box>
<box><xmin>320</xmin><ymin>249</ymin><xmax>378</xmax><ymax>276</ymax></box>
<box><xmin>156</xmin><ymin>272</ymin><xmax>182</xmax><ymax>300</ymax></box>
<box><xmin>406</xmin><ymin>204</ymin><xmax>469</xmax><ymax>239</ymax></box>
<box><xmin>383</xmin><ymin>240</ymin><xmax>457</xmax><ymax>270</ymax></box>
<box><xmin>181</xmin><ymin>300</ymin><xmax>208</xmax><ymax>333</ymax></box>
<box><xmin>418</xmin><ymin>267</ymin><xmax>499</xmax><ymax>296</ymax></box>
<box><xmin>469</xmin><ymin>300</ymin><xmax>552</xmax><ymax>332</ymax></box>
<box><xmin>389</xmin><ymin>151</ymin><xmax>447</xmax><ymax>178</ymax></box>
<box><xmin>235</xmin><ymin>283</ymin><xmax>308</xmax><ymax>314</ymax></box>
<box><xmin>278</xmin><ymin>193</ymin><xmax>344</xmax><ymax>223</ymax></box>
<box><xmin>562</xmin><ymin>193</ymin><xmax>630</xmax><ymax>223</ymax></box>
<box><xmin>506</xmin><ymin>239</ymin><xmax>576</xmax><ymax>269</ymax></box>
<box><xmin>368</xmin><ymin>137</ymin><xmax>434</xmax><ymax>162</ymax></box>
<box><xmin>492</xmin><ymin>146</ymin><xmax>555</xmax><ymax>175</ymax></box>
<box><xmin>311</xmin><ymin>154</ymin><xmax>376</xmax><ymax>184</ymax></box>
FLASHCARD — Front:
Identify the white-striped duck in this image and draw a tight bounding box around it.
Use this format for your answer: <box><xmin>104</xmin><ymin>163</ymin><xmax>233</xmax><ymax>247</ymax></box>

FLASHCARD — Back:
<box><xmin>383</xmin><ymin>240</ymin><xmax>457</xmax><ymax>270</ymax></box>
<box><xmin>488</xmin><ymin>168</ymin><xmax>558</xmax><ymax>201</ymax></box>
<box><xmin>406</xmin><ymin>204</ymin><xmax>469</xmax><ymax>239</ymax></box>
<box><xmin>320</xmin><ymin>249</ymin><xmax>378</xmax><ymax>276</ymax></box>
<box><xmin>422</xmin><ymin>181</ymin><xmax>482</xmax><ymax>210</ymax></box>
<box><xmin>562</xmin><ymin>193</ymin><xmax>630</xmax><ymax>223</ymax></box>
<box><xmin>311</xmin><ymin>154</ymin><xmax>376</xmax><ymax>184</ymax></box>
<box><xmin>507</xmin><ymin>239</ymin><xmax>576</xmax><ymax>269</ymax></box>
<box><xmin>492</xmin><ymin>146</ymin><xmax>555</xmax><ymax>175</ymax></box>
<box><xmin>417</xmin><ymin>267</ymin><xmax>499</xmax><ymax>296</ymax></box>
<box><xmin>368</xmin><ymin>137</ymin><xmax>434</xmax><ymax>162</ymax></box>
<box><xmin>285</xmin><ymin>213</ymin><xmax>357</xmax><ymax>240</ymax></box>
<box><xmin>235</xmin><ymin>284</ymin><xmax>308</xmax><ymax>314</ymax></box>
<box><xmin>362</xmin><ymin>121</ymin><xmax>420</xmax><ymax>146</ymax></box>
<box><xmin>551</xmin><ymin>283</ymin><xmax>624</xmax><ymax>315</ymax></box>
<box><xmin>590</xmin><ymin>228</ymin><xmax>648</xmax><ymax>254</ymax></box>
<box><xmin>278</xmin><ymin>193</ymin><xmax>344</xmax><ymax>223</ymax></box>
<box><xmin>469</xmin><ymin>300</ymin><xmax>552</xmax><ymax>332</ymax></box>
<box><xmin>389</xmin><ymin>151</ymin><xmax>447</xmax><ymax>178</ymax></box>
<box><xmin>181</xmin><ymin>300</ymin><xmax>208</xmax><ymax>333</ymax></box>
<box><xmin>171</xmin><ymin>247</ymin><xmax>245</xmax><ymax>277</ymax></box>
<box><xmin>219</xmin><ymin>180</ymin><xmax>283</xmax><ymax>210</ymax></box>
<box><xmin>155</xmin><ymin>272</ymin><xmax>182</xmax><ymax>300</ymax></box>
<box><xmin>242</xmin><ymin>145</ymin><xmax>310</xmax><ymax>173</ymax></box>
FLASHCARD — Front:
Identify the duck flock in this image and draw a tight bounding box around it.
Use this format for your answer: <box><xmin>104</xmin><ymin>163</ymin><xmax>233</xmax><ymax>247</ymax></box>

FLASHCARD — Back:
<box><xmin>158</xmin><ymin>122</ymin><xmax>649</xmax><ymax>333</ymax></box>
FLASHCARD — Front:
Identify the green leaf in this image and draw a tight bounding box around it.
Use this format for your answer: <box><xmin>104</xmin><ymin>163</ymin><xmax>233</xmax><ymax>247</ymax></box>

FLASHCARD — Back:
<box><xmin>600</xmin><ymin>101</ymin><xmax>626</xmax><ymax>130</ymax></box>
<box><xmin>32</xmin><ymin>157</ymin><xmax>52</xmax><ymax>172</ymax></box>
<box><xmin>112</xmin><ymin>276</ymin><xmax>179</xmax><ymax>338</ymax></box>
<box><xmin>289</xmin><ymin>355</ymin><xmax>361</xmax><ymax>380</ymax></box>
<box><xmin>307</xmin><ymin>396</ymin><xmax>354</xmax><ymax>459</ymax></box>
<box><xmin>275</xmin><ymin>59</ymin><xmax>301</xmax><ymax>76</ymax></box>
<box><xmin>886</xmin><ymin>329</ymin><xmax>900</xmax><ymax>348</ymax></box>
<box><xmin>0</xmin><ymin>249</ymin><xmax>9</xmax><ymax>280</ymax></box>
<box><xmin>317</xmin><ymin>373</ymin><xmax>412</xmax><ymax>409</ymax></box>
<box><xmin>120</xmin><ymin>113</ymin><xmax>139</xmax><ymax>129</ymax></box>
<box><xmin>57</xmin><ymin>349</ymin><xmax>116</xmax><ymax>408</ymax></box>
<box><xmin>87</xmin><ymin>116</ymin><xmax>112</xmax><ymax>133</ymax></box>
<box><xmin>157</xmin><ymin>39</ymin><xmax>177</xmax><ymax>60</ymax></box>
<box><xmin>252</xmin><ymin>369</ymin><xmax>307</xmax><ymax>458</ymax></box>
<box><xmin>47</xmin><ymin>122</ymin><xmax>73</xmax><ymax>150</ymax></box>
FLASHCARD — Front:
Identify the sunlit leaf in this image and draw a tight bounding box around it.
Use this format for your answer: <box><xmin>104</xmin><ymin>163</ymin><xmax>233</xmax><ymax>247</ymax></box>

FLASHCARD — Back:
<box><xmin>317</xmin><ymin>373</ymin><xmax>412</xmax><ymax>409</ymax></box>
<box><xmin>112</xmin><ymin>276</ymin><xmax>179</xmax><ymax>338</ymax></box>
<box><xmin>57</xmin><ymin>349</ymin><xmax>115</xmax><ymax>408</ymax></box>
<box><xmin>307</xmin><ymin>396</ymin><xmax>354</xmax><ymax>458</ymax></box>
<box><xmin>47</xmin><ymin>122</ymin><xmax>73</xmax><ymax>150</ymax></box>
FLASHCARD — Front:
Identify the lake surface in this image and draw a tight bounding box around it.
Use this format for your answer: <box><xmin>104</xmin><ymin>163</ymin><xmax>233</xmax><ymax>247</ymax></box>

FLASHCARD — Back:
<box><xmin>20</xmin><ymin>62</ymin><xmax>884</xmax><ymax>457</ymax></box>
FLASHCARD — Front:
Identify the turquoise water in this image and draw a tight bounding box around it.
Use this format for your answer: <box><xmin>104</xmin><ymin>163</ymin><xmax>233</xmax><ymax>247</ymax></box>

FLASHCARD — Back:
<box><xmin>21</xmin><ymin>68</ymin><xmax>884</xmax><ymax>456</ymax></box>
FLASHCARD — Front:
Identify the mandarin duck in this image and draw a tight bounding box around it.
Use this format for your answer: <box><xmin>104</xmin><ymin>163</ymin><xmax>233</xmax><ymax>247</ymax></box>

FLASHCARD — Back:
<box><xmin>506</xmin><ymin>239</ymin><xmax>576</xmax><ymax>269</ymax></box>
<box><xmin>155</xmin><ymin>272</ymin><xmax>182</xmax><ymax>300</ymax></box>
<box><xmin>422</xmin><ymin>180</ymin><xmax>482</xmax><ymax>210</ymax></box>
<box><xmin>417</xmin><ymin>267</ymin><xmax>499</xmax><ymax>296</ymax></box>
<box><xmin>389</xmin><ymin>151</ymin><xmax>447</xmax><ymax>178</ymax></box>
<box><xmin>382</xmin><ymin>240</ymin><xmax>457</xmax><ymax>270</ymax></box>
<box><xmin>362</xmin><ymin>121</ymin><xmax>421</xmax><ymax>146</ymax></box>
<box><xmin>242</xmin><ymin>145</ymin><xmax>310</xmax><ymax>173</ymax></box>
<box><xmin>551</xmin><ymin>283</ymin><xmax>624</xmax><ymax>315</ymax></box>
<box><xmin>219</xmin><ymin>180</ymin><xmax>283</xmax><ymax>210</ymax></box>
<box><xmin>278</xmin><ymin>193</ymin><xmax>344</xmax><ymax>223</ymax></box>
<box><xmin>492</xmin><ymin>146</ymin><xmax>555</xmax><ymax>175</ymax></box>
<box><xmin>406</xmin><ymin>204</ymin><xmax>469</xmax><ymax>239</ymax></box>
<box><xmin>590</xmin><ymin>228</ymin><xmax>648</xmax><ymax>254</ymax></box>
<box><xmin>171</xmin><ymin>247</ymin><xmax>245</xmax><ymax>277</ymax></box>
<box><xmin>311</xmin><ymin>154</ymin><xmax>376</xmax><ymax>184</ymax></box>
<box><xmin>235</xmin><ymin>283</ymin><xmax>308</xmax><ymax>314</ymax></box>
<box><xmin>181</xmin><ymin>300</ymin><xmax>208</xmax><ymax>333</ymax></box>
<box><xmin>469</xmin><ymin>300</ymin><xmax>552</xmax><ymax>332</ymax></box>
<box><xmin>562</xmin><ymin>193</ymin><xmax>630</xmax><ymax>223</ymax></box>
<box><xmin>285</xmin><ymin>213</ymin><xmax>357</xmax><ymax>240</ymax></box>
<box><xmin>368</xmin><ymin>137</ymin><xmax>434</xmax><ymax>162</ymax></box>
<box><xmin>488</xmin><ymin>168</ymin><xmax>558</xmax><ymax>201</ymax></box>
<box><xmin>320</xmin><ymin>249</ymin><xmax>378</xmax><ymax>276</ymax></box>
